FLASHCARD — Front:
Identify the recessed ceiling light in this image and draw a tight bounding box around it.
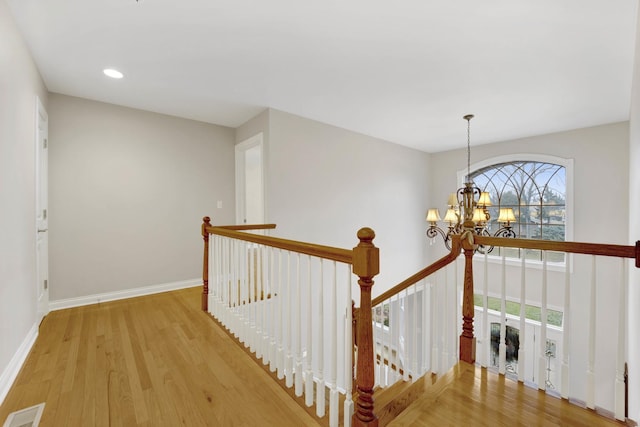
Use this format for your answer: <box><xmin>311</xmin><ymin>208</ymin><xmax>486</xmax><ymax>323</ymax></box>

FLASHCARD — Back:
<box><xmin>103</xmin><ymin>68</ymin><xmax>124</xmax><ymax>79</ymax></box>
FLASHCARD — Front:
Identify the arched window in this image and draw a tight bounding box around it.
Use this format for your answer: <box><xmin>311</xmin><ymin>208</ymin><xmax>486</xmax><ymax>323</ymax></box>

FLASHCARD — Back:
<box><xmin>469</xmin><ymin>160</ymin><xmax>567</xmax><ymax>261</ymax></box>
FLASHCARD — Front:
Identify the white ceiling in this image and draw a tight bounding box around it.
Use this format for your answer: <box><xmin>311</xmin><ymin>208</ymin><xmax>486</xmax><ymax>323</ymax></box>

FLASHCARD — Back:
<box><xmin>6</xmin><ymin>0</ymin><xmax>638</xmax><ymax>152</ymax></box>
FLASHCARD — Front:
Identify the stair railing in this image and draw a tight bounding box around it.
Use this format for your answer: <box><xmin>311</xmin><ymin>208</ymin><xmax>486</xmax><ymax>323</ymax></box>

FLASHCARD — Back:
<box><xmin>202</xmin><ymin>214</ymin><xmax>640</xmax><ymax>424</ymax></box>
<box><xmin>463</xmin><ymin>234</ymin><xmax>640</xmax><ymax>421</ymax></box>
<box><xmin>364</xmin><ymin>231</ymin><xmax>639</xmax><ymax>423</ymax></box>
<box><xmin>368</xmin><ymin>234</ymin><xmax>463</xmax><ymax>390</ymax></box>
<box><xmin>201</xmin><ymin>217</ymin><xmax>380</xmax><ymax>427</ymax></box>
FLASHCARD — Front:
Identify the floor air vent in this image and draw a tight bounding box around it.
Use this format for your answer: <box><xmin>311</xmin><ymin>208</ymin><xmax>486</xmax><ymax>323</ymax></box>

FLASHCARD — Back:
<box><xmin>2</xmin><ymin>403</ymin><xmax>45</xmax><ymax>427</ymax></box>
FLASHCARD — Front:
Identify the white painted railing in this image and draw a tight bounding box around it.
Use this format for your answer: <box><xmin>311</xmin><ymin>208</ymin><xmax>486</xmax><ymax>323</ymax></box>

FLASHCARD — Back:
<box><xmin>371</xmin><ymin>261</ymin><xmax>462</xmax><ymax>390</ymax></box>
<box><xmin>200</xmin><ymin>220</ymin><xmax>638</xmax><ymax>425</ymax></box>
<box><xmin>472</xmin><ymin>245</ymin><xmax>632</xmax><ymax>421</ymax></box>
<box><xmin>206</xmin><ymin>229</ymin><xmax>356</xmax><ymax>427</ymax></box>
<box><xmin>369</xmin><ymin>237</ymin><xmax>463</xmax><ymax>392</ymax></box>
<box><xmin>369</xmin><ymin>233</ymin><xmax>637</xmax><ymax>423</ymax></box>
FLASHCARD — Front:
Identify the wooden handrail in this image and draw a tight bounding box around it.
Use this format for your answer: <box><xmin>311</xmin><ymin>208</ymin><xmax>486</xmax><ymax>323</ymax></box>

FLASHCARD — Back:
<box><xmin>214</xmin><ymin>223</ymin><xmax>277</xmax><ymax>231</ymax></box>
<box><xmin>206</xmin><ymin>225</ymin><xmax>353</xmax><ymax>264</ymax></box>
<box><xmin>371</xmin><ymin>234</ymin><xmax>462</xmax><ymax>308</ymax></box>
<box><xmin>475</xmin><ymin>235</ymin><xmax>639</xmax><ymax>261</ymax></box>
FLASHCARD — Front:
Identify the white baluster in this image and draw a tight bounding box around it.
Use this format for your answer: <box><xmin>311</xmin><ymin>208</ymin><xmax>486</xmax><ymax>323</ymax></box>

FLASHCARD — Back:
<box><xmin>422</xmin><ymin>279</ymin><xmax>428</xmax><ymax>375</ymax></box>
<box><xmin>208</xmin><ymin>234</ymin><xmax>214</xmax><ymax>316</ymax></box>
<box><xmin>482</xmin><ymin>251</ymin><xmax>489</xmax><ymax>368</ymax></box>
<box><xmin>269</xmin><ymin>246</ymin><xmax>277</xmax><ymax>372</ymax></box>
<box><xmin>277</xmin><ymin>249</ymin><xmax>285</xmax><ymax>380</ymax></box>
<box><xmin>384</xmin><ymin>297</ymin><xmax>392</xmax><ymax>385</ymax></box>
<box><xmin>221</xmin><ymin>237</ymin><xmax>227</xmax><ymax>323</ymax></box>
<box><xmin>261</xmin><ymin>245</ymin><xmax>270</xmax><ymax>364</ymax></box>
<box><xmin>391</xmin><ymin>293</ymin><xmax>400</xmax><ymax>382</ymax></box>
<box><xmin>453</xmin><ymin>258</ymin><xmax>459</xmax><ymax>368</ymax></box>
<box><xmin>285</xmin><ymin>251</ymin><xmax>294</xmax><ymax>387</ymax></box>
<box><xmin>295</xmin><ymin>253</ymin><xmax>303</xmax><ymax>396</ymax></box>
<box><xmin>538</xmin><ymin>251</ymin><xmax>548</xmax><ymax>391</ymax></box>
<box><xmin>305</xmin><ymin>255</ymin><xmax>314</xmax><ymax>406</ymax></box>
<box><xmin>208</xmin><ymin>233</ymin><xmax>213</xmax><ymax>314</ymax></box>
<box><xmin>228</xmin><ymin>237</ymin><xmax>234</xmax><ymax>324</ymax></box>
<box><xmin>615</xmin><ymin>258</ymin><xmax>627</xmax><ymax>420</ymax></box>
<box><xmin>219</xmin><ymin>235</ymin><xmax>225</xmax><ymax>318</ymax></box>
<box><xmin>316</xmin><ymin>260</ymin><xmax>326</xmax><ymax>418</ymax></box>
<box><xmin>329</xmin><ymin>261</ymin><xmax>339</xmax><ymax>427</ymax></box>
<box><xmin>561</xmin><ymin>254</ymin><xmax>571</xmax><ymax>398</ymax></box>
<box><xmin>237</xmin><ymin>240</ymin><xmax>244</xmax><ymax>340</ymax></box>
<box><xmin>222</xmin><ymin>236</ymin><xmax>227</xmax><ymax>316</ymax></box>
<box><xmin>430</xmin><ymin>281</ymin><xmax>439</xmax><ymax>375</ymax></box>
<box><xmin>373</xmin><ymin>304</ymin><xmax>380</xmax><ymax>388</ymax></box>
<box><xmin>499</xmin><ymin>252</ymin><xmax>507</xmax><ymax>375</ymax></box>
<box><xmin>249</xmin><ymin>244</ymin><xmax>256</xmax><ymax>353</ymax></box>
<box><xmin>233</xmin><ymin>239</ymin><xmax>240</xmax><ymax>337</ymax></box>
<box><xmin>344</xmin><ymin>268</ymin><xmax>354</xmax><ymax>427</ymax></box>
<box><xmin>518</xmin><ymin>254</ymin><xmax>526</xmax><ymax>383</ymax></box>
<box><xmin>441</xmin><ymin>268</ymin><xmax>449</xmax><ymax>373</ymax></box>
<box><xmin>586</xmin><ymin>256</ymin><xmax>596</xmax><ymax>409</ymax></box>
<box><xmin>402</xmin><ymin>288</ymin><xmax>409</xmax><ymax>382</ymax></box>
<box><xmin>412</xmin><ymin>284</ymin><xmax>418</xmax><ymax>379</ymax></box>
<box><xmin>253</xmin><ymin>245</ymin><xmax>259</xmax><ymax>353</ymax></box>
<box><xmin>254</xmin><ymin>245</ymin><xmax>262</xmax><ymax>358</ymax></box>
<box><xmin>215</xmin><ymin>235</ymin><xmax>222</xmax><ymax>317</ymax></box>
<box><xmin>243</xmin><ymin>241</ymin><xmax>251</xmax><ymax>347</ymax></box>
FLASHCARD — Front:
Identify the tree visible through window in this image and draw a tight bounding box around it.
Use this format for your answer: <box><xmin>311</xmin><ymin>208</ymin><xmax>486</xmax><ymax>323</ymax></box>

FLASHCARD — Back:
<box><xmin>470</xmin><ymin>161</ymin><xmax>566</xmax><ymax>261</ymax></box>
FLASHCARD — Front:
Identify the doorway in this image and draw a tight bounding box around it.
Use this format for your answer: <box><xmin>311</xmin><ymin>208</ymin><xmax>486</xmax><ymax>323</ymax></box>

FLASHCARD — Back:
<box><xmin>35</xmin><ymin>96</ymin><xmax>49</xmax><ymax>324</ymax></box>
<box><xmin>235</xmin><ymin>133</ymin><xmax>265</xmax><ymax>225</ymax></box>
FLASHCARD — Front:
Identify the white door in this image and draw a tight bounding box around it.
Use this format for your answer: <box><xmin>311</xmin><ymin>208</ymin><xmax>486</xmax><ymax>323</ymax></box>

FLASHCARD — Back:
<box><xmin>35</xmin><ymin>97</ymin><xmax>49</xmax><ymax>324</ymax></box>
<box><xmin>235</xmin><ymin>133</ymin><xmax>264</xmax><ymax>225</ymax></box>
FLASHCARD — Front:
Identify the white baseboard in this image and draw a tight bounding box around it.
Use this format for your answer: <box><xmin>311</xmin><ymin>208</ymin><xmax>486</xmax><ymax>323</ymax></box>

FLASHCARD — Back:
<box><xmin>49</xmin><ymin>278</ymin><xmax>201</xmax><ymax>311</ymax></box>
<box><xmin>0</xmin><ymin>323</ymin><xmax>38</xmax><ymax>406</ymax></box>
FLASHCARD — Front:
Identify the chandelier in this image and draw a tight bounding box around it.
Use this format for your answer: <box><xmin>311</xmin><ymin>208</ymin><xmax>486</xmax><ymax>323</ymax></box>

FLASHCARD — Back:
<box><xmin>426</xmin><ymin>114</ymin><xmax>516</xmax><ymax>253</ymax></box>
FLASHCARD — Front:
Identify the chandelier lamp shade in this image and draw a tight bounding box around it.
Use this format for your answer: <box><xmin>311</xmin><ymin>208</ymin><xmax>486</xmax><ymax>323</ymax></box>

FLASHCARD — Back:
<box><xmin>426</xmin><ymin>114</ymin><xmax>516</xmax><ymax>253</ymax></box>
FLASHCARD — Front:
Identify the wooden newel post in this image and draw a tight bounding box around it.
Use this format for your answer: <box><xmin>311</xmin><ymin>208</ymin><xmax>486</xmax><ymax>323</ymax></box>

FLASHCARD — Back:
<box><xmin>201</xmin><ymin>216</ymin><xmax>211</xmax><ymax>311</ymax></box>
<box><xmin>460</xmin><ymin>231</ymin><xmax>477</xmax><ymax>364</ymax></box>
<box><xmin>352</xmin><ymin>228</ymin><xmax>380</xmax><ymax>427</ymax></box>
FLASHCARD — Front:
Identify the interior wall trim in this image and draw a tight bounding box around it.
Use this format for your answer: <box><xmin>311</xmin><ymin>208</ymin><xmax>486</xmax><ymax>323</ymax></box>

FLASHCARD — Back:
<box><xmin>49</xmin><ymin>278</ymin><xmax>201</xmax><ymax>311</ymax></box>
<box><xmin>0</xmin><ymin>323</ymin><xmax>38</xmax><ymax>406</ymax></box>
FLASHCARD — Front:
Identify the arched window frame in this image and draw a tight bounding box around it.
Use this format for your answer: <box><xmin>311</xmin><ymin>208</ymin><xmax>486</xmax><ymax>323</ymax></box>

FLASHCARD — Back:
<box><xmin>457</xmin><ymin>154</ymin><xmax>574</xmax><ymax>265</ymax></box>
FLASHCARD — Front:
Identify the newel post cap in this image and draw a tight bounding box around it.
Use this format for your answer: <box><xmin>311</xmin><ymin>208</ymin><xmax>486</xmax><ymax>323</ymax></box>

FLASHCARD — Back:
<box><xmin>353</xmin><ymin>227</ymin><xmax>379</xmax><ymax>279</ymax></box>
<box><xmin>202</xmin><ymin>216</ymin><xmax>212</xmax><ymax>236</ymax></box>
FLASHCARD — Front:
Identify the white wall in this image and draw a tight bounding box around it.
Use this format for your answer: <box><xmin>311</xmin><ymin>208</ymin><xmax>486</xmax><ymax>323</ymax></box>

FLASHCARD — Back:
<box><xmin>48</xmin><ymin>94</ymin><xmax>236</xmax><ymax>301</ymax></box>
<box><xmin>429</xmin><ymin>122</ymin><xmax>630</xmax><ymax>413</ymax></box>
<box><xmin>264</xmin><ymin>109</ymin><xmax>431</xmax><ymax>297</ymax></box>
<box><xmin>429</xmin><ymin>122</ymin><xmax>629</xmax><ymax>252</ymax></box>
<box><xmin>628</xmin><ymin>4</ymin><xmax>640</xmax><ymax>422</ymax></box>
<box><xmin>0</xmin><ymin>0</ymin><xmax>48</xmax><ymax>401</ymax></box>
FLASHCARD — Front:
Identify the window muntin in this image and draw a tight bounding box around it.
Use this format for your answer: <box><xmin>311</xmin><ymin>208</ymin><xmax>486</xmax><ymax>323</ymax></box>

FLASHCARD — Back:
<box><xmin>470</xmin><ymin>161</ymin><xmax>566</xmax><ymax>261</ymax></box>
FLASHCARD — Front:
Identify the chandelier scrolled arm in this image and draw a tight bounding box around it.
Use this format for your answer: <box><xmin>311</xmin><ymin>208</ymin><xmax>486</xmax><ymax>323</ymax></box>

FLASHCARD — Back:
<box><xmin>426</xmin><ymin>114</ymin><xmax>517</xmax><ymax>254</ymax></box>
<box><xmin>426</xmin><ymin>224</ymin><xmax>457</xmax><ymax>250</ymax></box>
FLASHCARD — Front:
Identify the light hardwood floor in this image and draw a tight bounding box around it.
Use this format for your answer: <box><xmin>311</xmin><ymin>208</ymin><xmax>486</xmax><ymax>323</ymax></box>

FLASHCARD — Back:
<box><xmin>389</xmin><ymin>362</ymin><xmax>627</xmax><ymax>427</ymax></box>
<box><xmin>2</xmin><ymin>287</ymin><xmax>631</xmax><ymax>426</ymax></box>
<box><xmin>0</xmin><ymin>287</ymin><xmax>319</xmax><ymax>426</ymax></box>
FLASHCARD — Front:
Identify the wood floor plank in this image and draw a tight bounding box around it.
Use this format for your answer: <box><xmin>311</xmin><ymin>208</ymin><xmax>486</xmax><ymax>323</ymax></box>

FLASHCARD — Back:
<box><xmin>2</xmin><ymin>287</ymin><xmax>632</xmax><ymax>426</ymax></box>
<box><xmin>389</xmin><ymin>362</ymin><xmax>626</xmax><ymax>427</ymax></box>
<box><xmin>0</xmin><ymin>287</ymin><xmax>320</xmax><ymax>426</ymax></box>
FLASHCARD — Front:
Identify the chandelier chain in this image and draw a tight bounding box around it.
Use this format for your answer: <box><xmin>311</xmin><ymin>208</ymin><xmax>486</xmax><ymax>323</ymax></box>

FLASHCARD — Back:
<box><xmin>463</xmin><ymin>114</ymin><xmax>474</xmax><ymax>183</ymax></box>
<box><xmin>467</xmin><ymin>118</ymin><xmax>471</xmax><ymax>182</ymax></box>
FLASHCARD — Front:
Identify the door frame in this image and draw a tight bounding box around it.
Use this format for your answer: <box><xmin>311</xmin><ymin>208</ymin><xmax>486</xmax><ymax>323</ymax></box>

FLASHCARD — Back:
<box><xmin>235</xmin><ymin>133</ymin><xmax>265</xmax><ymax>225</ymax></box>
<box><xmin>35</xmin><ymin>96</ymin><xmax>49</xmax><ymax>323</ymax></box>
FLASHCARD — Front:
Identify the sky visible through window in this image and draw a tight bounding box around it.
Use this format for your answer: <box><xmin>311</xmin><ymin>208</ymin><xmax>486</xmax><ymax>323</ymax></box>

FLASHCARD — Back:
<box><xmin>471</xmin><ymin>161</ymin><xmax>566</xmax><ymax>261</ymax></box>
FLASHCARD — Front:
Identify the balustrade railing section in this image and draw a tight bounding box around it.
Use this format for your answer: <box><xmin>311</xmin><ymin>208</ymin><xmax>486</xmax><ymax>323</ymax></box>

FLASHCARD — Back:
<box><xmin>201</xmin><ymin>216</ymin><xmax>639</xmax><ymax>425</ymax></box>
<box><xmin>201</xmin><ymin>217</ymin><xmax>380</xmax><ymax>427</ymax></box>
<box><xmin>469</xmin><ymin>235</ymin><xmax>639</xmax><ymax>421</ymax></box>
